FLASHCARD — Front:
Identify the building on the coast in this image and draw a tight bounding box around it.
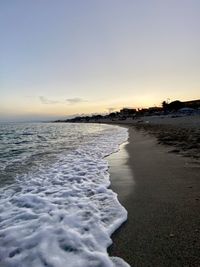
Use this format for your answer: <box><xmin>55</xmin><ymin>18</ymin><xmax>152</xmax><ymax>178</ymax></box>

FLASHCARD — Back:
<box><xmin>163</xmin><ymin>99</ymin><xmax>200</xmax><ymax>112</ymax></box>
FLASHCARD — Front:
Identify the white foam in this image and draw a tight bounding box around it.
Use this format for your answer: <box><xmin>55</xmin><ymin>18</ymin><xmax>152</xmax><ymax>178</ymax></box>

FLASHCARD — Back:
<box><xmin>0</xmin><ymin>124</ymin><xmax>130</xmax><ymax>267</ymax></box>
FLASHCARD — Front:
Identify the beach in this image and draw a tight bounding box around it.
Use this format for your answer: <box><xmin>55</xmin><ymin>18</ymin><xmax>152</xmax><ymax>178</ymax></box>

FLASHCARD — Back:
<box><xmin>107</xmin><ymin>117</ymin><xmax>200</xmax><ymax>267</ymax></box>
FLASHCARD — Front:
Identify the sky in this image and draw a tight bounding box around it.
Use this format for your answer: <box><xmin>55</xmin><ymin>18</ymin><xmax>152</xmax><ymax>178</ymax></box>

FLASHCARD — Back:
<box><xmin>0</xmin><ymin>0</ymin><xmax>200</xmax><ymax>121</ymax></box>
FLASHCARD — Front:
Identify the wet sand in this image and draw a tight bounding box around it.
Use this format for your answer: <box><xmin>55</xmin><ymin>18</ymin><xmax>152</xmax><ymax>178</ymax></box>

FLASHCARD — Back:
<box><xmin>108</xmin><ymin>126</ymin><xmax>200</xmax><ymax>267</ymax></box>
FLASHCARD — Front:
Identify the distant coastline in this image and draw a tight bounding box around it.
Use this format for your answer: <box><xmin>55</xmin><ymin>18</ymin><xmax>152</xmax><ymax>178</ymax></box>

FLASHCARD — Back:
<box><xmin>53</xmin><ymin>99</ymin><xmax>200</xmax><ymax>160</ymax></box>
<box><xmin>54</xmin><ymin>99</ymin><xmax>200</xmax><ymax>124</ymax></box>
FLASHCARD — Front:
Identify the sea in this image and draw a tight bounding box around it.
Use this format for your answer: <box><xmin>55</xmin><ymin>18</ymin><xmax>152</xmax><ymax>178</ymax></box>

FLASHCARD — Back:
<box><xmin>0</xmin><ymin>122</ymin><xmax>130</xmax><ymax>267</ymax></box>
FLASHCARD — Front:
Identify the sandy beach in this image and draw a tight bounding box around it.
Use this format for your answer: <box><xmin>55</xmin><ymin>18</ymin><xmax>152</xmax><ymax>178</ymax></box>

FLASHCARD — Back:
<box><xmin>107</xmin><ymin>119</ymin><xmax>200</xmax><ymax>267</ymax></box>
<box><xmin>101</xmin><ymin>115</ymin><xmax>200</xmax><ymax>160</ymax></box>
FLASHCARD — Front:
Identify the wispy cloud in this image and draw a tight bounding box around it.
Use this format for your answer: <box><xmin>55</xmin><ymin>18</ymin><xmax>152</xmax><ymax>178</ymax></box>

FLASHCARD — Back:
<box><xmin>66</xmin><ymin>98</ymin><xmax>87</xmax><ymax>105</ymax></box>
<box><xmin>39</xmin><ymin>96</ymin><xmax>60</xmax><ymax>104</ymax></box>
<box><xmin>39</xmin><ymin>96</ymin><xmax>88</xmax><ymax>105</ymax></box>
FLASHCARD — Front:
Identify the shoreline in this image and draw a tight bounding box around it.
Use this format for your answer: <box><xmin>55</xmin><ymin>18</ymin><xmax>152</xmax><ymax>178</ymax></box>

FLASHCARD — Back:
<box><xmin>99</xmin><ymin>114</ymin><xmax>200</xmax><ymax>160</ymax></box>
<box><xmin>108</xmin><ymin>124</ymin><xmax>200</xmax><ymax>267</ymax></box>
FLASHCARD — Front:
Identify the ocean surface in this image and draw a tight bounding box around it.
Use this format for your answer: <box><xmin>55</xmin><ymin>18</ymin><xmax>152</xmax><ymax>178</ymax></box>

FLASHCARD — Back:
<box><xmin>0</xmin><ymin>122</ymin><xmax>129</xmax><ymax>267</ymax></box>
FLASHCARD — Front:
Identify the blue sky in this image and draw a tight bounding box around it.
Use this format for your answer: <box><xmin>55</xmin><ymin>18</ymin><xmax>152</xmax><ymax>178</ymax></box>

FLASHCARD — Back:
<box><xmin>1</xmin><ymin>0</ymin><xmax>200</xmax><ymax>121</ymax></box>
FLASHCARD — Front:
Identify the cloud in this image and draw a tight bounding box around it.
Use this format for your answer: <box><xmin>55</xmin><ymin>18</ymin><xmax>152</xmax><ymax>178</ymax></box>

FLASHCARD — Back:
<box><xmin>39</xmin><ymin>96</ymin><xmax>60</xmax><ymax>104</ymax></box>
<box><xmin>39</xmin><ymin>96</ymin><xmax>88</xmax><ymax>105</ymax></box>
<box><xmin>66</xmin><ymin>97</ymin><xmax>87</xmax><ymax>105</ymax></box>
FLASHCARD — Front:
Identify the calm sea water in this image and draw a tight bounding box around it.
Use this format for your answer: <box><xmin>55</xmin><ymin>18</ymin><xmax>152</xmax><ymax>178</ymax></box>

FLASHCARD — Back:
<box><xmin>0</xmin><ymin>122</ymin><xmax>129</xmax><ymax>267</ymax></box>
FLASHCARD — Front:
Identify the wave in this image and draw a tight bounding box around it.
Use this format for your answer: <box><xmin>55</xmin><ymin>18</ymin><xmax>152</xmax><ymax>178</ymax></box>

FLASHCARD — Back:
<box><xmin>0</xmin><ymin>124</ymin><xmax>130</xmax><ymax>267</ymax></box>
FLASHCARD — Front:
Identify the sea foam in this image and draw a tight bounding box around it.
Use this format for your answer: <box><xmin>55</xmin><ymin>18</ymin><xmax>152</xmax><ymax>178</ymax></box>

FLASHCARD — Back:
<box><xmin>0</xmin><ymin>124</ymin><xmax>130</xmax><ymax>267</ymax></box>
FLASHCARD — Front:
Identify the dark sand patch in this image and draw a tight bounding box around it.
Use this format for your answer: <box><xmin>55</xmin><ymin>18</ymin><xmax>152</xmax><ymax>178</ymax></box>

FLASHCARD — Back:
<box><xmin>134</xmin><ymin>123</ymin><xmax>200</xmax><ymax>160</ymax></box>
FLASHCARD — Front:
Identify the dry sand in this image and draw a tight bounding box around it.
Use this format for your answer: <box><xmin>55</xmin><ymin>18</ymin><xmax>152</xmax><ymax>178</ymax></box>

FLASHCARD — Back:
<box><xmin>108</xmin><ymin>124</ymin><xmax>200</xmax><ymax>267</ymax></box>
<box><xmin>133</xmin><ymin>115</ymin><xmax>200</xmax><ymax>160</ymax></box>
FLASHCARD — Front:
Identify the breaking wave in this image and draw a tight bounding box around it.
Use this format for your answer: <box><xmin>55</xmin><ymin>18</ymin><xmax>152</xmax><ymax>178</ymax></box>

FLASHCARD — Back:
<box><xmin>0</xmin><ymin>123</ymin><xmax>129</xmax><ymax>267</ymax></box>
